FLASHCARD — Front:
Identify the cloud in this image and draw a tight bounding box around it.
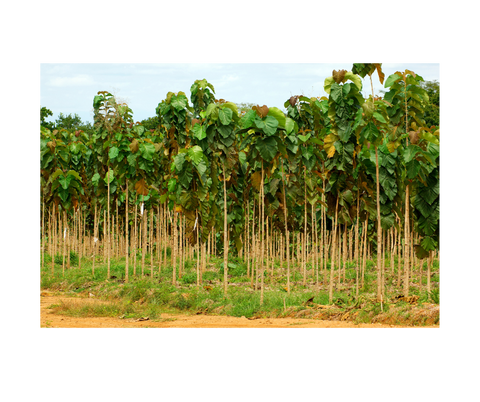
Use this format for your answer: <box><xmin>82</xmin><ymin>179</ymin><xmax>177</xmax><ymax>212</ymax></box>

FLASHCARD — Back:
<box><xmin>49</xmin><ymin>74</ymin><xmax>95</xmax><ymax>87</ymax></box>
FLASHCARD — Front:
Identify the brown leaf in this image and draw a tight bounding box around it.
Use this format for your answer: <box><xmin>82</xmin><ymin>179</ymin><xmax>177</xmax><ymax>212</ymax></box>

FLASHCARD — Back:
<box><xmin>332</xmin><ymin>69</ymin><xmax>347</xmax><ymax>84</ymax></box>
<box><xmin>129</xmin><ymin>139</ymin><xmax>139</xmax><ymax>153</ymax></box>
<box><xmin>135</xmin><ymin>178</ymin><xmax>149</xmax><ymax>196</ymax></box>
<box><xmin>289</xmin><ymin>96</ymin><xmax>299</xmax><ymax>107</ymax></box>
<box><xmin>191</xmin><ymin>118</ymin><xmax>200</xmax><ymax>126</ymax></box>
<box><xmin>251</xmin><ymin>171</ymin><xmax>262</xmax><ymax>191</ymax></box>
<box><xmin>373</xmin><ymin>63</ymin><xmax>385</xmax><ymax>84</ymax></box>
<box><xmin>253</xmin><ymin>105</ymin><xmax>269</xmax><ymax>118</ymax></box>
<box><xmin>409</xmin><ymin>130</ymin><xmax>419</xmax><ymax>144</ymax></box>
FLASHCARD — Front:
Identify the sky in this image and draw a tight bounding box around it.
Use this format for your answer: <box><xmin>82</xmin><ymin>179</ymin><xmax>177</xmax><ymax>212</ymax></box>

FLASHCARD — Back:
<box><xmin>40</xmin><ymin>63</ymin><xmax>440</xmax><ymax>124</ymax></box>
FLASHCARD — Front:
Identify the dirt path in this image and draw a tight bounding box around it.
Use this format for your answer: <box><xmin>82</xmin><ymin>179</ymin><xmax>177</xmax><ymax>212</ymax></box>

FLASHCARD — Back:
<box><xmin>40</xmin><ymin>293</ymin><xmax>434</xmax><ymax>328</ymax></box>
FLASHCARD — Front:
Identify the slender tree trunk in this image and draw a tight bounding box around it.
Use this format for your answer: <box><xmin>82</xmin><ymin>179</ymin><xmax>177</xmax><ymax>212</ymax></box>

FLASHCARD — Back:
<box><xmin>281</xmin><ymin>162</ymin><xmax>290</xmax><ymax>294</ymax></box>
<box><xmin>172</xmin><ymin>206</ymin><xmax>177</xmax><ymax>286</ymax></box>
<box><xmin>107</xmin><ymin>169</ymin><xmax>111</xmax><ymax>278</ymax></box>
<box><xmin>260</xmin><ymin>161</ymin><xmax>265</xmax><ymax>305</ymax></box>
<box><xmin>328</xmin><ymin>196</ymin><xmax>339</xmax><ymax>304</ymax></box>
<box><xmin>375</xmin><ymin>146</ymin><xmax>383</xmax><ymax>302</ymax></box>
<box><xmin>223</xmin><ymin>163</ymin><xmax>229</xmax><ymax>296</ymax></box>
<box><xmin>125</xmin><ymin>181</ymin><xmax>129</xmax><ymax>282</ymax></box>
<box><xmin>404</xmin><ymin>186</ymin><xmax>410</xmax><ymax>296</ymax></box>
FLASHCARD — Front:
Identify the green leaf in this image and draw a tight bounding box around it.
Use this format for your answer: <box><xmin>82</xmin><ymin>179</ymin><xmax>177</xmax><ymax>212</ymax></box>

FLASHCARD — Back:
<box><xmin>255</xmin><ymin>137</ymin><xmax>278</xmax><ymax>162</ymax></box>
<box><xmin>373</xmin><ymin>112</ymin><xmax>387</xmax><ymax>124</ymax></box>
<box><xmin>141</xmin><ymin>143</ymin><xmax>156</xmax><ymax>161</ymax></box>
<box><xmin>192</xmin><ymin>123</ymin><xmax>206</xmax><ymax>140</ymax></box>
<box><xmin>195</xmin><ymin>159</ymin><xmax>207</xmax><ymax>178</ymax></box>
<box><xmin>109</xmin><ymin>146</ymin><xmax>119</xmax><ymax>160</ymax></box>
<box><xmin>267</xmin><ymin>107</ymin><xmax>286</xmax><ymax>128</ymax></box>
<box><xmin>418</xmin><ymin>176</ymin><xmax>439</xmax><ymax>205</ymax></box>
<box><xmin>324</xmin><ymin>76</ymin><xmax>335</xmax><ymax>94</ymax></box>
<box><xmin>174</xmin><ymin>153</ymin><xmax>186</xmax><ymax>171</ymax></box>
<box><xmin>418</xmin><ymin>212</ymin><xmax>438</xmax><ymax>236</ymax></box>
<box><xmin>67</xmin><ymin>170</ymin><xmax>81</xmax><ymax>182</ymax></box>
<box><xmin>385</xmin><ymin>73</ymin><xmax>401</xmax><ymax>88</ymax></box>
<box><xmin>330</xmin><ymin>83</ymin><xmax>343</xmax><ymax>104</ymax></box>
<box><xmin>93</xmin><ymin>95</ymin><xmax>103</xmax><ymax>109</ymax></box>
<box><xmin>406</xmin><ymin>159</ymin><xmax>421</xmax><ymax>179</ymax></box>
<box><xmin>205</xmin><ymin>103</ymin><xmax>217</xmax><ymax>119</ymax></box>
<box><xmin>132</xmin><ymin>125</ymin><xmax>145</xmax><ymax>137</ymax></box>
<box><xmin>344</xmin><ymin>72</ymin><xmax>362</xmax><ymax>91</ymax></box>
<box><xmin>285</xmin><ymin>117</ymin><xmax>295</xmax><ymax>134</ymax></box>
<box><xmin>254</xmin><ymin>116</ymin><xmax>279</xmax><ymax>136</ymax></box>
<box><xmin>240</xmin><ymin>109</ymin><xmax>256</xmax><ymax>129</ymax></box>
<box><xmin>168</xmin><ymin>178</ymin><xmax>177</xmax><ymax>193</ymax></box>
<box><xmin>178</xmin><ymin>164</ymin><xmax>193</xmax><ymax>188</ymax></box>
<box><xmin>105</xmin><ymin>169</ymin><xmax>115</xmax><ymax>184</ymax></box>
<box><xmin>415</xmin><ymin>194</ymin><xmax>437</xmax><ymax>218</ymax></box>
<box><xmin>217</xmin><ymin>124</ymin><xmax>233</xmax><ymax>139</ymax></box>
<box><xmin>92</xmin><ymin>173</ymin><xmax>100</xmax><ymax>187</ymax></box>
<box><xmin>188</xmin><ymin>145</ymin><xmax>204</xmax><ymax>165</ymax></box>
<box><xmin>360</xmin><ymin>122</ymin><xmax>380</xmax><ymax>144</ymax></box>
<box><xmin>421</xmin><ymin>236</ymin><xmax>437</xmax><ymax>252</ymax></box>
<box><xmin>171</xmin><ymin>94</ymin><xmax>188</xmax><ymax>110</ymax></box>
<box><xmin>58</xmin><ymin>174</ymin><xmax>72</xmax><ymax>190</ymax></box>
<box><xmin>404</xmin><ymin>144</ymin><xmax>423</xmax><ymax>163</ymax></box>
<box><xmin>219</xmin><ymin>107</ymin><xmax>233</xmax><ymax>125</ymax></box>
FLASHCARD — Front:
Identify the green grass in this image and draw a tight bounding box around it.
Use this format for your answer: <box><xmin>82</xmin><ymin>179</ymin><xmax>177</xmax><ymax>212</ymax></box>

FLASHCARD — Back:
<box><xmin>41</xmin><ymin>252</ymin><xmax>440</xmax><ymax>325</ymax></box>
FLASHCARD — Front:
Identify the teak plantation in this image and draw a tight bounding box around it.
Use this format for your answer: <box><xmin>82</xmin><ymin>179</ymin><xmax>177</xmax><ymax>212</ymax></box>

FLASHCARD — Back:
<box><xmin>40</xmin><ymin>63</ymin><xmax>440</xmax><ymax>322</ymax></box>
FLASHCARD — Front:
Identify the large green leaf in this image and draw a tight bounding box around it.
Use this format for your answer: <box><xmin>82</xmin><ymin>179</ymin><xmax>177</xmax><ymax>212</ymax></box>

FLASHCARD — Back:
<box><xmin>418</xmin><ymin>212</ymin><xmax>438</xmax><ymax>236</ymax></box>
<box><xmin>58</xmin><ymin>174</ymin><xmax>73</xmax><ymax>190</ymax></box>
<box><xmin>384</xmin><ymin>73</ymin><xmax>402</xmax><ymax>88</ymax></box>
<box><xmin>205</xmin><ymin>103</ymin><xmax>218</xmax><ymax>120</ymax></box>
<box><xmin>418</xmin><ymin>175</ymin><xmax>439</xmax><ymax>205</ymax></box>
<box><xmin>105</xmin><ymin>169</ymin><xmax>115</xmax><ymax>184</ymax></box>
<box><xmin>67</xmin><ymin>170</ymin><xmax>81</xmax><ymax>182</ymax></box>
<box><xmin>217</xmin><ymin>124</ymin><xmax>233</xmax><ymax>139</ymax></box>
<box><xmin>344</xmin><ymin>72</ymin><xmax>362</xmax><ymax>91</ymax></box>
<box><xmin>141</xmin><ymin>143</ymin><xmax>156</xmax><ymax>161</ymax></box>
<box><xmin>109</xmin><ymin>146</ymin><xmax>119</xmax><ymax>160</ymax></box>
<box><xmin>240</xmin><ymin>109</ymin><xmax>256</xmax><ymax>129</ymax></box>
<box><xmin>171</xmin><ymin>94</ymin><xmax>188</xmax><ymax>110</ymax></box>
<box><xmin>188</xmin><ymin>145</ymin><xmax>204</xmax><ymax>165</ymax></box>
<box><xmin>92</xmin><ymin>173</ymin><xmax>100</xmax><ymax>187</ymax></box>
<box><xmin>178</xmin><ymin>164</ymin><xmax>193</xmax><ymax>188</ymax></box>
<box><xmin>255</xmin><ymin>115</ymin><xmax>279</xmax><ymax>136</ymax></box>
<box><xmin>330</xmin><ymin>83</ymin><xmax>343</xmax><ymax>104</ymax></box>
<box><xmin>174</xmin><ymin>153</ymin><xmax>186</xmax><ymax>171</ymax></box>
<box><xmin>285</xmin><ymin>117</ymin><xmax>295</xmax><ymax>134</ymax></box>
<box><xmin>360</xmin><ymin>122</ymin><xmax>380</xmax><ymax>144</ymax></box>
<box><xmin>219</xmin><ymin>108</ymin><xmax>233</xmax><ymax>125</ymax></box>
<box><xmin>404</xmin><ymin>144</ymin><xmax>423</xmax><ymax>163</ymax></box>
<box><xmin>168</xmin><ymin>178</ymin><xmax>177</xmax><ymax>193</ymax></box>
<box><xmin>267</xmin><ymin>107</ymin><xmax>286</xmax><ymax>128</ymax></box>
<box><xmin>192</xmin><ymin>123</ymin><xmax>206</xmax><ymax>140</ymax></box>
<box><xmin>415</xmin><ymin>194</ymin><xmax>437</xmax><ymax>218</ymax></box>
<box><xmin>255</xmin><ymin>137</ymin><xmax>278</xmax><ymax>162</ymax></box>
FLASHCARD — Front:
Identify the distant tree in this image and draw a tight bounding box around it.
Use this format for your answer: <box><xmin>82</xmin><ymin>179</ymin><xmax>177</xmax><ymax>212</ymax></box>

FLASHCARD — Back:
<box><xmin>419</xmin><ymin>80</ymin><xmax>439</xmax><ymax>128</ymax></box>
<box><xmin>139</xmin><ymin>116</ymin><xmax>160</xmax><ymax>131</ymax></box>
<box><xmin>54</xmin><ymin>112</ymin><xmax>94</xmax><ymax>134</ymax></box>
<box><xmin>40</xmin><ymin>107</ymin><xmax>55</xmax><ymax>130</ymax></box>
<box><xmin>55</xmin><ymin>113</ymin><xmax>83</xmax><ymax>130</ymax></box>
<box><xmin>235</xmin><ymin>102</ymin><xmax>256</xmax><ymax>116</ymax></box>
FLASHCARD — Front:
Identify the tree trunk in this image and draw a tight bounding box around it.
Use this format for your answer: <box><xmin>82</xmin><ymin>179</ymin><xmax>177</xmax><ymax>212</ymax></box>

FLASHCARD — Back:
<box><xmin>223</xmin><ymin>163</ymin><xmax>229</xmax><ymax>296</ymax></box>
<box><xmin>260</xmin><ymin>162</ymin><xmax>265</xmax><ymax>305</ymax></box>
<box><xmin>375</xmin><ymin>146</ymin><xmax>382</xmax><ymax>302</ymax></box>
<box><xmin>328</xmin><ymin>196</ymin><xmax>339</xmax><ymax>304</ymax></box>
<box><xmin>125</xmin><ymin>181</ymin><xmax>129</xmax><ymax>282</ymax></box>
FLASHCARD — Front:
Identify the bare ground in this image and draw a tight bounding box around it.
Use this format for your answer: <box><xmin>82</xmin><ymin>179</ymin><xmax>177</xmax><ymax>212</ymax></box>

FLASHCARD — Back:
<box><xmin>40</xmin><ymin>292</ymin><xmax>438</xmax><ymax>328</ymax></box>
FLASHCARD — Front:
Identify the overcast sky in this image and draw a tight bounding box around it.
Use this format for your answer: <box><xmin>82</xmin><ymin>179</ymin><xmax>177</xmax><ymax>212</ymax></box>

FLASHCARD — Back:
<box><xmin>40</xmin><ymin>63</ymin><xmax>440</xmax><ymax>124</ymax></box>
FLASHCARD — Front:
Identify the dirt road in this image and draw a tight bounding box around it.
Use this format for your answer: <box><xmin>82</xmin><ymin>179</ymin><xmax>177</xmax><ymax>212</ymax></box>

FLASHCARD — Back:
<box><xmin>40</xmin><ymin>293</ymin><xmax>436</xmax><ymax>328</ymax></box>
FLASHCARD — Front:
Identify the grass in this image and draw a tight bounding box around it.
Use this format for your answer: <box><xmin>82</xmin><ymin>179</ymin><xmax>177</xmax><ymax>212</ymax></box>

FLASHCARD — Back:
<box><xmin>40</xmin><ymin>252</ymin><xmax>440</xmax><ymax>326</ymax></box>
